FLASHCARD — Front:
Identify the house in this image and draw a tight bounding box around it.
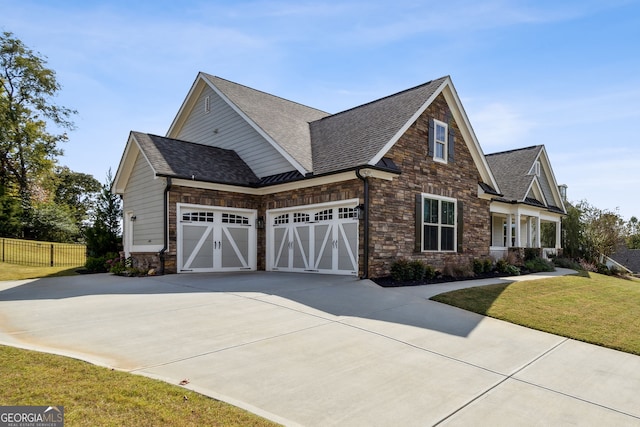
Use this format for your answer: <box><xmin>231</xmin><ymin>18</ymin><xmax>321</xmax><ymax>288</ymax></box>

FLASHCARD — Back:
<box><xmin>485</xmin><ymin>146</ymin><xmax>566</xmax><ymax>261</ymax></box>
<box><xmin>608</xmin><ymin>246</ymin><xmax>640</xmax><ymax>274</ymax></box>
<box><xmin>113</xmin><ymin>72</ymin><xmax>566</xmax><ymax>277</ymax></box>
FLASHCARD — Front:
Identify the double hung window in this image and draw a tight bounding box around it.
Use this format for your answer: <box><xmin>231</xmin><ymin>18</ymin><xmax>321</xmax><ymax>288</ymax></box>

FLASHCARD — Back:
<box><xmin>421</xmin><ymin>194</ymin><xmax>456</xmax><ymax>251</ymax></box>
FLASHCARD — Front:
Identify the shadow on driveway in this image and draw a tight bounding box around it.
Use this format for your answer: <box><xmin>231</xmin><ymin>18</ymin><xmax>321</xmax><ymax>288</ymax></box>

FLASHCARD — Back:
<box><xmin>0</xmin><ymin>271</ymin><xmax>508</xmax><ymax>338</ymax></box>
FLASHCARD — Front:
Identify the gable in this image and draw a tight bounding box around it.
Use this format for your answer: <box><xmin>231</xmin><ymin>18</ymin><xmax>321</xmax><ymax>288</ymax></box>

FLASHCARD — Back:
<box><xmin>170</xmin><ymin>84</ymin><xmax>294</xmax><ymax>178</ymax></box>
<box><xmin>168</xmin><ymin>73</ymin><xmax>329</xmax><ymax>176</ymax></box>
<box><xmin>309</xmin><ymin>76</ymin><xmax>499</xmax><ymax>192</ymax></box>
<box><xmin>486</xmin><ymin>145</ymin><xmax>566</xmax><ymax>213</ymax></box>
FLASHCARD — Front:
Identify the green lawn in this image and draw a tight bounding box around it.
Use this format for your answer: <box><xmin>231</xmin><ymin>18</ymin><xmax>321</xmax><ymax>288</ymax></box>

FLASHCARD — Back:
<box><xmin>0</xmin><ymin>345</ymin><xmax>279</xmax><ymax>427</ymax></box>
<box><xmin>0</xmin><ymin>237</ymin><xmax>86</xmax><ymax>267</ymax></box>
<box><xmin>431</xmin><ymin>272</ymin><xmax>640</xmax><ymax>355</ymax></box>
<box><xmin>0</xmin><ymin>262</ymin><xmax>81</xmax><ymax>281</ymax></box>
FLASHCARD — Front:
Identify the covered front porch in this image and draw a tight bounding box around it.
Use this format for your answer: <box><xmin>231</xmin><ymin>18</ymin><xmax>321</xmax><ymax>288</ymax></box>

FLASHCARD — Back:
<box><xmin>490</xmin><ymin>205</ymin><xmax>563</xmax><ymax>260</ymax></box>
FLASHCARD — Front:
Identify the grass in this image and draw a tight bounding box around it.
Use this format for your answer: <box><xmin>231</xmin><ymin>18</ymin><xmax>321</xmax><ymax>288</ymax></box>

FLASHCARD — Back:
<box><xmin>0</xmin><ymin>262</ymin><xmax>81</xmax><ymax>281</ymax></box>
<box><xmin>0</xmin><ymin>345</ymin><xmax>279</xmax><ymax>427</ymax></box>
<box><xmin>431</xmin><ymin>272</ymin><xmax>640</xmax><ymax>355</ymax></box>
<box><xmin>0</xmin><ymin>237</ymin><xmax>86</xmax><ymax>267</ymax></box>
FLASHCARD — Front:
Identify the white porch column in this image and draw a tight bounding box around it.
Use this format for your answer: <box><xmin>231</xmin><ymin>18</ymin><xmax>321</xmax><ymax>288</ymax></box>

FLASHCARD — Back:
<box><xmin>514</xmin><ymin>212</ymin><xmax>521</xmax><ymax>247</ymax></box>
<box><xmin>555</xmin><ymin>218</ymin><xmax>562</xmax><ymax>249</ymax></box>
<box><xmin>526</xmin><ymin>217</ymin><xmax>533</xmax><ymax>248</ymax></box>
<box><xmin>536</xmin><ymin>216</ymin><xmax>541</xmax><ymax>248</ymax></box>
<box><xmin>506</xmin><ymin>214</ymin><xmax>513</xmax><ymax>248</ymax></box>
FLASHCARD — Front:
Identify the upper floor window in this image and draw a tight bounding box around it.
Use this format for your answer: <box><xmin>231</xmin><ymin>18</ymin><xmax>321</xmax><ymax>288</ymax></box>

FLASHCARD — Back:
<box><xmin>429</xmin><ymin>119</ymin><xmax>454</xmax><ymax>163</ymax></box>
<box><xmin>434</xmin><ymin>121</ymin><xmax>447</xmax><ymax>161</ymax></box>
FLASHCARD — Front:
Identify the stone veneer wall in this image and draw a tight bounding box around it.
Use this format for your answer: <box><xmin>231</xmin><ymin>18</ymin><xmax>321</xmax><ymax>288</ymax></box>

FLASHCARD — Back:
<box><xmin>162</xmin><ymin>182</ymin><xmax>364</xmax><ymax>274</ymax></box>
<box><xmin>367</xmin><ymin>93</ymin><xmax>491</xmax><ymax>277</ymax></box>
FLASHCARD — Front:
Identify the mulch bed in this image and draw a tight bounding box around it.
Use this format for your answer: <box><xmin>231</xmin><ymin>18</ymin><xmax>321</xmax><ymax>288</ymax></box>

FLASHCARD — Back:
<box><xmin>373</xmin><ymin>270</ymin><xmax>522</xmax><ymax>288</ymax></box>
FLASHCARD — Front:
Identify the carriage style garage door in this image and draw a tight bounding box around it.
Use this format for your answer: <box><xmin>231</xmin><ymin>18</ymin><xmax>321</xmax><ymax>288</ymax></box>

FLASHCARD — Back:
<box><xmin>267</xmin><ymin>200</ymin><xmax>359</xmax><ymax>276</ymax></box>
<box><xmin>177</xmin><ymin>204</ymin><xmax>256</xmax><ymax>273</ymax></box>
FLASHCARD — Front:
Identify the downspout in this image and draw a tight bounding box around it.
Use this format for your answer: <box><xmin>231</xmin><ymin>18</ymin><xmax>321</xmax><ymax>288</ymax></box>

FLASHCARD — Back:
<box><xmin>159</xmin><ymin>177</ymin><xmax>172</xmax><ymax>274</ymax></box>
<box><xmin>355</xmin><ymin>169</ymin><xmax>370</xmax><ymax>279</ymax></box>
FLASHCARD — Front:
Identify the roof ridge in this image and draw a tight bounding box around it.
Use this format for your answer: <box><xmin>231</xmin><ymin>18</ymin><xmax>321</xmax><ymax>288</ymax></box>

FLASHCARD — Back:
<box><xmin>311</xmin><ymin>76</ymin><xmax>449</xmax><ymax>123</ymax></box>
<box><xmin>202</xmin><ymin>73</ymin><xmax>329</xmax><ymax>115</ymax></box>
<box><xmin>485</xmin><ymin>145</ymin><xmax>543</xmax><ymax>157</ymax></box>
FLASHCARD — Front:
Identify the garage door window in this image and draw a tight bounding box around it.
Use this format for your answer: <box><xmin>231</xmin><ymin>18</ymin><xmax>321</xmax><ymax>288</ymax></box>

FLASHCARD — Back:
<box><xmin>182</xmin><ymin>211</ymin><xmax>214</xmax><ymax>222</ymax></box>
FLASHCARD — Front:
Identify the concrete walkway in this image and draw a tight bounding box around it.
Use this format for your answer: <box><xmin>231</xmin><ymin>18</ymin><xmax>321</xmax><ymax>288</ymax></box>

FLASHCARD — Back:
<box><xmin>1</xmin><ymin>270</ymin><xmax>639</xmax><ymax>426</ymax></box>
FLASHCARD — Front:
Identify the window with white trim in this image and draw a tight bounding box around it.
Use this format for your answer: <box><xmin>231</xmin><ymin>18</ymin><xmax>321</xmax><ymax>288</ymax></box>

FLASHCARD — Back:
<box><xmin>434</xmin><ymin>120</ymin><xmax>447</xmax><ymax>162</ymax></box>
<box><xmin>421</xmin><ymin>194</ymin><xmax>456</xmax><ymax>251</ymax></box>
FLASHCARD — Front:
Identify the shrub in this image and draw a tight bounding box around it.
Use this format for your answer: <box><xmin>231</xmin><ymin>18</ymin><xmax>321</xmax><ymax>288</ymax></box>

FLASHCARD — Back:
<box><xmin>482</xmin><ymin>258</ymin><xmax>494</xmax><ymax>274</ymax></box>
<box><xmin>443</xmin><ymin>263</ymin><xmax>475</xmax><ymax>279</ymax></box>
<box><xmin>524</xmin><ymin>257</ymin><xmax>555</xmax><ymax>273</ymax></box>
<box><xmin>504</xmin><ymin>264</ymin><xmax>521</xmax><ymax>276</ymax></box>
<box><xmin>495</xmin><ymin>258</ymin><xmax>510</xmax><ymax>274</ymax></box>
<box><xmin>552</xmin><ymin>257</ymin><xmax>583</xmax><ymax>270</ymax></box>
<box><xmin>390</xmin><ymin>259</ymin><xmax>413</xmax><ymax>281</ymax></box>
<box><xmin>596</xmin><ymin>263</ymin><xmax>612</xmax><ymax>276</ymax></box>
<box><xmin>409</xmin><ymin>260</ymin><xmax>427</xmax><ymax>280</ymax></box>
<box><xmin>85</xmin><ymin>256</ymin><xmax>108</xmax><ymax>273</ymax></box>
<box><xmin>423</xmin><ymin>264</ymin><xmax>436</xmax><ymax>280</ymax></box>
<box><xmin>472</xmin><ymin>259</ymin><xmax>484</xmax><ymax>275</ymax></box>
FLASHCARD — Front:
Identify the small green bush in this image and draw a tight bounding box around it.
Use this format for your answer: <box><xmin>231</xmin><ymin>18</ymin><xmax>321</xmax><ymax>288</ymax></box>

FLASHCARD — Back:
<box><xmin>482</xmin><ymin>258</ymin><xmax>493</xmax><ymax>273</ymax></box>
<box><xmin>85</xmin><ymin>256</ymin><xmax>107</xmax><ymax>273</ymax></box>
<box><xmin>524</xmin><ymin>257</ymin><xmax>555</xmax><ymax>273</ymax></box>
<box><xmin>495</xmin><ymin>258</ymin><xmax>509</xmax><ymax>273</ymax></box>
<box><xmin>409</xmin><ymin>260</ymin><xmax>426</xmax><ymax>280</ymax></box>
<box><xmin>552</xmin><ymin>257</ymin><xmax>583</xmax><ymax>270</ymax></box>
<box><xmin>390</xmin><ymin>259</ymin><xmax>413</xmax><ymax>281</ymax></box>
<box><xmin>390</xmin><ymin>259</ymin><xmax>435</xmax><ymax>281</ymax></box>
<box><xmin>472</xmin><ymin>259</ymin><xmax>484</xmax><ymax>275</ymax></box>
<box><xmin>596</xmin><ymin>263</ymin><xmax>612</xmax><ymax>276</ymax></box>
<box><xmin>504</xmin><ymin>264</ymin><xmax>521</xmax><ymax>276</ymax></box>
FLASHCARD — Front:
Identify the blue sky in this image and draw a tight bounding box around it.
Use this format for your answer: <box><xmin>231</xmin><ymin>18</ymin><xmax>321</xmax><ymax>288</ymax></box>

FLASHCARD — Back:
<box><xmin>3</xmin><ymin>0</ymin><xmax>640</xmax><ymax>219</ymax></box>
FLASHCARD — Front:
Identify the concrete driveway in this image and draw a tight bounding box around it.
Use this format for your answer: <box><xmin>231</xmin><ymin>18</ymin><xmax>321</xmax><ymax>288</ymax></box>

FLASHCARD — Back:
<box><xmin>1</xmin><ymin>271</ymin><xmax>639</xmax><ymax>426</ymax></box>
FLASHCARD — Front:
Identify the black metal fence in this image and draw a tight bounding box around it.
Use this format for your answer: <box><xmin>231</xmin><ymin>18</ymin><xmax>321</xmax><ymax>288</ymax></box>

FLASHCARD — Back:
<box><xmin>0</xmin><ymin>238</ymin><xmax>87</xmax><ymax>267</ymax></box>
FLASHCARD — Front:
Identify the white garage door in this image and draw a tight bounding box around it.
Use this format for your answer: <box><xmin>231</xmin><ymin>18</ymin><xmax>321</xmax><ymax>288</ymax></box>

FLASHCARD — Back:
<box><xmin>177</xmin><ymin>204</ymin><xmax>256</xmax><ymax>273</ymax></box>
<box><xmin>267</xmin><ymin>200</ymin><xmax>359</xmax><ymax>276</ymax></box>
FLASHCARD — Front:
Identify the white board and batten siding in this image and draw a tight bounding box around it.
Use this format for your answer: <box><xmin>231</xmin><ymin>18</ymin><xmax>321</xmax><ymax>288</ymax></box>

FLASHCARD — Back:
<box><xmin>174</xmin><ymin>86</ymin><xmax>294</xmax><ymax>178</ymax></box>
<box><xmin>123</xmin><ymin>152</ymin><xmax>165</xmax><ymax>254</ymax></box>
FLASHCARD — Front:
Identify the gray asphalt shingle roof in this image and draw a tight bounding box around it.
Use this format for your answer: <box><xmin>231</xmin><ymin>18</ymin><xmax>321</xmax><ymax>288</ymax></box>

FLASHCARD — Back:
<box><xmin>133</xmin><ymin>132</ymin><xmax>259</xmax><ymax>186</ymax></box>
<box><xmin>610</xmin><ymin>246</ymin><xmax>640</xmax><ymax>273</ymax></box>
<box><xmin>309</xmin><ymin>77</ymin><xmax>448</xmax><ymax>175</ymax></box>
<box><xmin>202</xmin><ymin>74</ymin><xmax>330</xmax><ymax>172</ymax></box>
<box><xmin>485</xmin><ymin>145</ymin><xmax>543</xmax><ymax>202</ymax></box>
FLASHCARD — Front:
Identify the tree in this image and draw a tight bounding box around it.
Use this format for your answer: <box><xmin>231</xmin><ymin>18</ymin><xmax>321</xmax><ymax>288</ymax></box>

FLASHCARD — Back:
<box><xmin>625</xmin><ymin>216</ymin><xmax>640</xmax><ymax>249</ymax></box>
<box><xmin>52</xmin><ymin>166</ymin><xmax>101</xmax><ymax>226</ymax></box>
<box><xmin>561</xmin><ymin>202</ymin><xmax>584</xmax><ymax>259</ymax></box>
<box><xmin>0</xmin><ymin>183</ymin><xmax>21</xmax><ymax>237</ymax></box>
<box><xmin>0</xmin><ymin>32</ymin><xmax>76</xmax><ymax>214</ymax></box>
<box><xmin>27</xmin><ymin>201</ymin><xmax>79</xmax><ymax>242</ymax></box>
<box><xmin>561</xmin><ymin>200</ymin><xmax>625</xmax><ymax>261</ymax></box>
<box><xmin>84</xmin><ymin>170</ymin><xmax>122</xmax><ymax>256</ymax></box>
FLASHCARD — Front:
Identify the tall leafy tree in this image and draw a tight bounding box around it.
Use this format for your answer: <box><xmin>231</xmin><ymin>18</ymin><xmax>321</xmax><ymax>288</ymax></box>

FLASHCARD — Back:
<box><xmin>0</xmin><ymin>32</ymin><xmax>76</xmax><ymax>213</ymax></box>
<box><xmin>52</xmin><ymin>166</ymin><xmax>101</xmax><ymax>226</ymax></box>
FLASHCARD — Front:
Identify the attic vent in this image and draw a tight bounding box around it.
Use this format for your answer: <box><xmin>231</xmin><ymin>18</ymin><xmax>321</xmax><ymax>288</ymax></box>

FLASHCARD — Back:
<box><xmin>204</xmin><ymin>95</ymin><xmax>211</xmax><ymax>113</ymax></box>
<box><xmin>530</xmin><ymin>161</ymin><xmax>541</xmax><ymax>176</ymax></box>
